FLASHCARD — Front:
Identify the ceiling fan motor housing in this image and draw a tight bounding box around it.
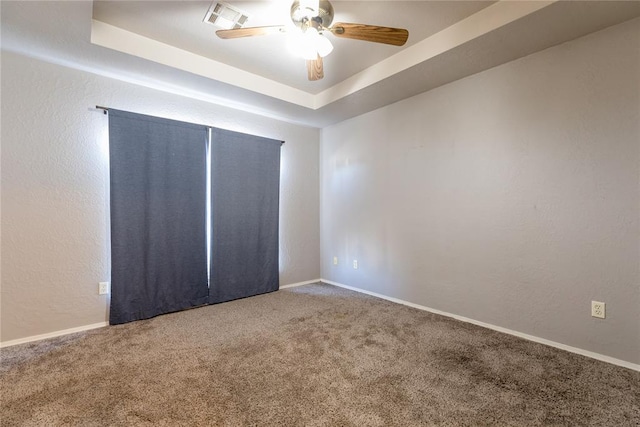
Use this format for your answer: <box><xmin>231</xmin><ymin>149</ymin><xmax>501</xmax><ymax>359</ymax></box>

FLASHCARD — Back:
<box><xmin>290</xmin><ymin>0</ymin><xmax>334</xmax><ymax>31</ymax></box>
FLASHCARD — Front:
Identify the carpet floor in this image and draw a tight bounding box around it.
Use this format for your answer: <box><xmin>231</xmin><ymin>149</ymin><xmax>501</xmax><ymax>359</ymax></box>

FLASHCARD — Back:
<box><xmin>1</xmin><ymin>283</ymin><xmax>638</xmax><ymax>426</ymax></box>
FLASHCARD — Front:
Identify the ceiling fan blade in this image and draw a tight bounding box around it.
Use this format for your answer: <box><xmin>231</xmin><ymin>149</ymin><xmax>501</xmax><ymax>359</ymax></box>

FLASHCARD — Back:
<box><xmin>330</xmin><ymin>22</ymin><xmax>408</xmax><ymax>46</ymax></box>
<box><xmin>216</xmin><ymin>25</ymin><xmax>287</xmax><ymax>39</ymax></box>
<box><xmin>306</xmin><ymin>55</ymin><xmax>324</xmax><ymax>81</ymax></box>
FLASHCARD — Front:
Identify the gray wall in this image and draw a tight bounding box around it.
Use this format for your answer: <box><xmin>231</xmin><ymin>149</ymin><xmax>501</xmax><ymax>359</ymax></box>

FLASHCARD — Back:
<box><xmin>320</xmin><ymin>18</ymin><xmax>640</xmax><ymax>364</ymax></box>
<box><xmin>1</xmin><ymin>51</ymin><xmax>320</xmax><ymax>342</ymax></box>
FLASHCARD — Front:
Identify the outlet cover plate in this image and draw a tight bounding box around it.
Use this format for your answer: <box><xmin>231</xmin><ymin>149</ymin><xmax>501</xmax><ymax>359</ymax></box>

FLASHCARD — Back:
<box><xmin>591</xmin><ymin>301</ymin><xmax>605</xmax><ymax>319</ymax></box>
<box><xmin>99</xmin><ymin>282</ymin><xmax>110</xmax><ymax>295</ymax></box>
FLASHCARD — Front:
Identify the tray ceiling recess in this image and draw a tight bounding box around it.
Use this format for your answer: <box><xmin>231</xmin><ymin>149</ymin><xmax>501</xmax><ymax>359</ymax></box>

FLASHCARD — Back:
<box><xmin>90</xmin><ymin>0</ymin><xmax>640</xmax><ymax>118</ymax></box>
<box><xmin>3</xmin><ymin>0</ymin><xmax>634</xmax><ymax>126</ymax></box>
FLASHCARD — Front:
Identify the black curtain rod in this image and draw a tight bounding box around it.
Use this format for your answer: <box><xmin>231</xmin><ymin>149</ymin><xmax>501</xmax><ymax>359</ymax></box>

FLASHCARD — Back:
<box><xmin>95</xmin><ymin>106</ymin><xmax>284</xmax><ymax>145</ymax></box>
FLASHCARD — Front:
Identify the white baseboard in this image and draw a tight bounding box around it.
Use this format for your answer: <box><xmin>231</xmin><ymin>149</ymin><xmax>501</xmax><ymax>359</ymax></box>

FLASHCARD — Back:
<box><xmin>279</xmin><ymin>279</ymin><xmax>321</xmax><ymax>289</ymax></box>
<box><xmin>0</xmin><ymin>281</ymin><xmax>323</xmax><ymax>348</ymax></box>
<box><xmin>3</xmin><ymin>280</ymin><xmax>637</xmax><ymax>372</ymax></box>
<box><xmin>0</xmin><ymin>322</ymin><xmax>109</xmax><ymax>348</ymax></box>
<box><xmin>320</xmin><ymin>278</ymin><xmax>640</xmax><ymax>372</ymax></box>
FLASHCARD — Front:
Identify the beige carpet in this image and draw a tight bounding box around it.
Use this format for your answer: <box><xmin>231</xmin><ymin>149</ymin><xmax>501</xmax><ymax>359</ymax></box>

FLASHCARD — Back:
<box><xmin>1</xmin><ymin>283</ymin><xmax>638</xmax><ymax>426</ymax></box>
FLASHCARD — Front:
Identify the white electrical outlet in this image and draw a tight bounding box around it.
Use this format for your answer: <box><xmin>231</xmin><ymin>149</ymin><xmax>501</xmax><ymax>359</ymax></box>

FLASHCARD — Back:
<box><xmin>353</xmin><ymin>260</ymin><xmax>358</xmax><ymax>269</ymax></box>
<box><xmin>591</xmin><ymin>301</ymin><xmax>605</xmax><ymax>319</ymax></box>
<box><xmin>333</xmin><ymin>256</ymin><xmax>338</xmax><ymax>265</ymax></box>
<box><xmin>99</xmin><ymin>282</ymin><xmax>110</xmax><ymax>295</ymax></box>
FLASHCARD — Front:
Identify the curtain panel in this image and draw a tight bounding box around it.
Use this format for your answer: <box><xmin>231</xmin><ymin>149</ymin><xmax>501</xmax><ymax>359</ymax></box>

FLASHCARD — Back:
<box><xmin>108</xmin><ymin>110</ymin><xmax>209</xmax><ymax>325</ymax></box>
<box><xmin>209</xmin><ymin>128</ymin><xmax>281</xmax><ymax>304</ymax></box>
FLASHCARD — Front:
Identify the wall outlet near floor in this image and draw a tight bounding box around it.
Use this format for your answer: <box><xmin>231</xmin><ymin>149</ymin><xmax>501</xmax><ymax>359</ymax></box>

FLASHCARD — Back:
<box><xmin>99</xmin><ymin>282</ymin><xmax>110</xmax><ymax>295</ymax></box>
<box><xmin>591</xmin><ymin>301</ymin><xmax>605</xmax><ymax>319</ymax></box>
<box><xmin>333</xmin><ymin>256</ymin><xmax>338</xmax><ymax>265</ymax></box>
<box><xmin>353</xmin><ymin>260</ymin><xmax>358</xmax><ymax>269</ymax></box>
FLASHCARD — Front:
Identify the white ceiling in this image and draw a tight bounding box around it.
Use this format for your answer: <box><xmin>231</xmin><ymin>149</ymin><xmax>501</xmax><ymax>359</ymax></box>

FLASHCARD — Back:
<box><xmin>2</xmin><ymin>1</ymin><xmax>640</xmax><ymax>127</ymax></box>
<box><xmin>92</xmin><ymin>1</ymin><xmax>495</xmax><ymax>93</ymax></box>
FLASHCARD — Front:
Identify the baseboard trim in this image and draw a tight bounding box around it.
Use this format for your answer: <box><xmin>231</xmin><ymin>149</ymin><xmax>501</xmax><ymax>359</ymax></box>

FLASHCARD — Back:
<box><xmin>3</xmin><ymin>281</ymin><xmax>636</xmax><ymax>371</ymax></box>
<box><xmin>0</xmin><ymin>281</ymin><xmax>322</xmax><ymax>347</ymax></box>
<box><xmin>0</xmin><ymin>322</ymin><xmax>109</xmax><ymax>348</ymax></box>
<box><xmin>320</xmin><ymin>279</ymin><xmax>640</xmax><ymax>372</ymax></box>
<box><xmin>279</xmin><ymin>279</ymin><xmax>321</xmax><ymax>289</ymax></box>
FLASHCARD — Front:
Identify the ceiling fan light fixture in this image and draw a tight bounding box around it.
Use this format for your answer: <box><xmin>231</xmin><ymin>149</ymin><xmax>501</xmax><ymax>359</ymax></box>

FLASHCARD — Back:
<box><xmin>316</xmin><ymin>34</ymin><xmax>333</xmax><ymax>57</ymax></box>
<box><xmin>288</xmin><ymin>31</ymin><xmax>318</xmax><ymax>60</ymax></box>
<box><xmin>288</xmin><ymin>28</ymin><xmax>333</xmax><ymax>60</ymax></box>
<box><xmin>216</xmin><ymin>0</ymin><xmax>409</xmax><ymax>81</ymax></box>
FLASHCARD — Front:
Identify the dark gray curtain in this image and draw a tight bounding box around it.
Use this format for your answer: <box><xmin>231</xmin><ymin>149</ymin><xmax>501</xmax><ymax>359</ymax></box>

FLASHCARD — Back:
<box><xmin>109</xmin><ymin>110</ymin><xmax>209</xmax><ymax>325</ymax></box>
<box><xmin>209</xmin><ymin>128</ymin><xmax>281</xmax><ymax>303</ymax></box>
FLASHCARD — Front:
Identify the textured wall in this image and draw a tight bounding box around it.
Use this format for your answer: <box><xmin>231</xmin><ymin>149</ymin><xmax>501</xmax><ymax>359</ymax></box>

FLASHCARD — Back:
<box><xmin>1</xmin><ymin>51</ymin><xmax>320</xmax><ymax>342</ymax></box>
<box><xmin>320</xmin><ymin>19</ymin><xmax>640</xmax><ymax>364</ymax></box>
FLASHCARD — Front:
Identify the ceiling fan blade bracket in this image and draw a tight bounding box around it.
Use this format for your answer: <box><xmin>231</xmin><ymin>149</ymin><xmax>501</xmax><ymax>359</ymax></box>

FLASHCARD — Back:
<box><xmin>310</xmin><ymin>16</ymin><xmax>324</xmax><ymax>29</ymax></box>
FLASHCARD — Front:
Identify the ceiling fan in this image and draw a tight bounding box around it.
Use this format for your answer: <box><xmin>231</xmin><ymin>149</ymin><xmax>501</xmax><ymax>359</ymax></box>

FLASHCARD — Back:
<box><xmin>215</xmin><ymin>0</ymin><xmax>409</xmax><ymax>81</ymax></box>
